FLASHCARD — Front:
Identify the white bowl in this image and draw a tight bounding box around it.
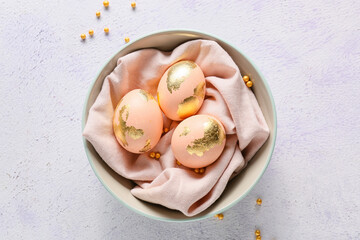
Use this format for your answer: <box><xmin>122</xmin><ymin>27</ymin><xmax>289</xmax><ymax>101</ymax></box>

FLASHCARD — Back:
<box><xmin>82</xmin><ymin>29</ymin><xmax>277</xmax><ymax>222</ymax></box>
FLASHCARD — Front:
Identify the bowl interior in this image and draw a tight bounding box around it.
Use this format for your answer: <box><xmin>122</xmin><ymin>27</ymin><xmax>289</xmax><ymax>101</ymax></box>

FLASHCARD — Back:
<box><xmin>82</xmin><ymin>30</ymin><xmax>277</xmax><ymax>222</ymax></box>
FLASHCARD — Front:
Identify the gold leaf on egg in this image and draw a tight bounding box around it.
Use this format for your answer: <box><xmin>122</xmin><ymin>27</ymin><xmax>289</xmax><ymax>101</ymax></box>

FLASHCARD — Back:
<box><xmin>139</xmin><ymin>139</ymin><xmax>151</xmax><ymax>152</ymax></box>
<box><xmin>193</xmin><ymin>81</ymin><xmax>206</xmax><ymax>99</ymax></box>
<box><xmin>139</xmin><ymin>89</ymin><xmax>154</xmax><ymax>101</ymax></box>
<box><xmin>186</xmin><ymin>118</ymin><xmax>225</xmax><ymax>157</ymax></box>
<box><xmin>115</xmin><ymin>104</ymin><xmax>144</xmax><ymax>146</ymax></box>
<box><xmin>177</xmin><ymin>96</ymin><xmax>200</xmax><ymax>119</ymax></box>
<box><xmin>166</xmin><ymin>61</ymin><xmax>197</xmax><ymax>93</ymax></box>
<box><xmin>179</xmin><ymin>126</ymin><xmax>190</xmax><ymax>137</ymax></box>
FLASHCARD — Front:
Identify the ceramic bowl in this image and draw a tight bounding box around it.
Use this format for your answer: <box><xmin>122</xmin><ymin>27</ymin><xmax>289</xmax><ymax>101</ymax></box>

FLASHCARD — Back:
<box><xmin>82</xmin><ymin>29</ymin><xmax>277</xmax><ymax>222</ymax></box>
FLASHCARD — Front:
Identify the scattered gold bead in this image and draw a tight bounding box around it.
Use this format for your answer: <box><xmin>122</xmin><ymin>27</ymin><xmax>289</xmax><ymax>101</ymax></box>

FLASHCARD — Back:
<box><xmin>176</xmin><ymin>160</ymin><xmax>181</xmax><ymax>166</ymax></box>
<box><xmin>149</xmin><ymin>152</ymin><xmax>155</xmax><ymax>158</ymax></box>
<box><xmin>246</xmin><ymin>80</ymin><xmax>253</xmax><ymax>88</ymax></box>
<box><xmin>256</xmin><ymin>236</ymin><xmax>261</xmax><ymax>240</ymax></box>
<box><xmin>255</xmin><ymin>230</ymin><xmax>261</xmax><ymax>236</ymax></box>
<box><xmin>164</xmin><ymin>127</ymin><xmax>169</xmax><ymax>133</ymax></box>
<box><xmin>125</xmin><ymin>37</ymin><xmax>130</xmax><ymax>43</ymax></box>
<box><xmin>199</xmin><ymin>168</ymin><xmax>205</xmax><ymax>174</ymax></box>
<box><xmin>88</xmin><ymin>29</ymin><xmax>94</xmax><ymax>36</ymax></box>
<box><xmin>96</xmin><ymin>11</ymin><xmax>101</xmax><ymax>17</ymax></box>
<box><xmin>243</xmin><ymin>75</ymin><xmax>250</xmax><ymax>82</ymax></box>
<box><xmin>104</xmin><ymin>27</ymin><xmax>109</xmax><ymax>33</ymax></box>
<box><xmin>155</xmin><ymin>152</ymin><xmax>161</xmax><ymax>159</ymax></box>
<box><xmin>218</xmin><ymin>213</ymin><xmax>224</xmax><ymax>220</ymax></box>
<box><xmin>214</xmin><ymin>214</ymin><xmax>219</xmax><ymax>218</ymax></box>
<box><xmin>256</xmin><ymin>198</ymin><xmax>262</xmax><ymax>205</ymax></box>
<box><xmin>194</xmin><ymin>168</ymin><xmax>199</xmax><ymax>173</ymax></box>
<box><xmin>80</xmin><ymin>34</ymin><xmax>86</xmax><ymax>40</ymax></box>
<box><xmin>131</xmin><ymin>2</ymin><xmax>136</xmax><ymax>8</ymax></box>
<box><xmin>103</xmin><ymin>0</ymin><xmax>109</xmax><ymax>7</ymax></box>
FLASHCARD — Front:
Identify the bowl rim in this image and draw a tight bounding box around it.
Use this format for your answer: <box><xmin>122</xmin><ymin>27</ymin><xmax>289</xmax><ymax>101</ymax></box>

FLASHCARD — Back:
<box><xmin>82</xmin><ymin>28</ymin><xmax>277</xmax><ymax>222</ymax></box>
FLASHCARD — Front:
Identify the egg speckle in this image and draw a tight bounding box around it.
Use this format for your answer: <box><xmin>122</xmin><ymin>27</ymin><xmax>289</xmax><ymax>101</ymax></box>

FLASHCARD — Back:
<box><xmin>157</xmin><ymin>60</ymin><xmax>206</xmax><ymax>121</ymax></box>
<box><xmin>171</xmin><ymin>115</ymin><xmax>226</xmax><ymax>168</ymax></box>
<box><xmin>113</xmin><ymin>89</ymin><xmax>163</xmax><ymax>153</ymax></box>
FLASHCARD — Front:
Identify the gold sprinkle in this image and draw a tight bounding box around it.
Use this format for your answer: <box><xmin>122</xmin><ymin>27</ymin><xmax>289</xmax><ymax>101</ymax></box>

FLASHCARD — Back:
<box><xmin>199</xmin><ymin>168</ymin><xmax>205</xmax><ymax>173</ymax></box>
<box><xmin>104</xmin><ymin>27</ymin><xmax>109</xmax><ymax>33</ymax></box>
<box><xmin>96</xmin><ymin>11</ymin><xmax>101</xmax><ymax>17</ymax></box>
<box><xmin>256</xmin><ymin>198</ymin><xmax>262</xmax><ymax>205</ymax></box>
<box><xmin>164</xmin><ymin>128</ymin><xmax>169</xmax><ymax>133</ymax></box>
<box><xmin>218</xmin><ymin>213</ymin><xmax>224</xmax><ymax>220</ymax></box>
<box><xmin>255</xmin><ymin>230</ymin><xmax>261</xmax><ymax>236</ymax></box>
<box><xmin>166</xmin><ymin>61</ymin><xmax>196</xmax><ymax>93</ymax></box>
<box><xmin>243</xmin><ymin>75</ymin><xmax>249</xmax><ymax>82</ymax></box>
<box><xmin>103</xmin><ymin>0</ymin><xmax>109</xmax><ymax>7</ymax></box>
<box><xmin>179</xmin><ymin>126</ymin><xmax>190</xmax><ymax>137</ymax></box>
<box><xmin>256</xmin><ymin>236</ymin><xmax>261</xmax><ymax>240</ymax></box>
<box><xmin>149</xmin><ymin>152</ymin><xmax>155</xmax><ymax>158</ymax></box>
<box><xmin>176</xmin><ymin>160</ymin><xmax>181</xmax><ymax>166</ymax></box>
<box><xmin>155</xmin><ymin>153</ymin><xmax>161</xmax><ymax>159</ymax></box>
<box><xmin>214</xmin><ymin>214</ymin><xmax>219</xmax><ymax>218</ymax></box>
<box><xmin>194</xmin><ymin>168</ymin><xmax>199</xmax><ymax>173</ymax></box>
<box><xmin>125</xmin><ymin>37</ymin><xmax>130</xmax><ymax>43</ymax></box>
<box><xmin>246</xmin><ymin>80</ymin><xmax>253</xmax><ymax>88</ymax></box>
<box><xmin>88</xmin><ymin>29</ymin><xmax>94</xmax><ymax>36</ymax></box>
<box><xmin>186</xmin><ymin>118</ymin><xmax>225</xmax><ymax>157</ymax></box>
<box><xmin>80</xmin><ymin>34</ymin><xmax>86</xmax><ymax>40</ymax></box>
<box><xmin>131</xmin><ymin>2</ymin><xmax>136</xmax><ymax>8</ymax></box>
<box><xmin>177</xmin><ymin>96</ymin><xmax>200</xmax><ymax>119</ymax></box>
<box><xmin>139</xmin><ymin>139</ymin><xmax>151</xmax><ymax>153</ymax></box>
<box><xmin>139</xmin><ymin>89</ymin><xmax>154</xmax><ymax>101</ymax></box>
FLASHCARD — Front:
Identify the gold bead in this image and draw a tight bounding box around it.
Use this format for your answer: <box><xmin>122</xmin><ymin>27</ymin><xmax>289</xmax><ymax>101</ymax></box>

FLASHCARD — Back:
<box><xmin>218</xmin><ymin>213</ymin><xmax>224</xmax><ymax>220</ymax></box>
<box><xmin>96</xmin><ymin>11</ymin><xmax>101</xmax><ymax>17</ymax></box>
<box><xmin>155</xmin><ymin>153</ymin><xmax>161</xmax><ymax>159</ymax></box>
<box><xmin>131</xmin><ymin>2</ymin><xmax>136</xmax><ymax>8</ymax></box>
<box><xmin>243</xmin><ymin>75</ymin><xmax>249</xmax><ymax>82</ymax></box>
<box><xmin>164</xmin><ymin>127</ymin><xmax>169</xmax><ymax>133</ymax></box>
<box><xmin>104</xmin><ymin>27</ymin><xmax>109</xmax><ymax>33</ymax></box>
<box><xmin>125</xmin><ymin>37</ymin><xmax>130</xmax><ymax>43</ymax></box>
<box><xmin>176</xmin><ymin>160</ymin><xmax>181</xmax><ymax>166</ymax></box>
<box><xmin>194</xmin><ymin>168</ymin><xmax>199</xmax><ymax>173</ymax></box>
<box><xmin>80</xmin><ymin>34</ymin><xmax>86</xmax><ymax>40</ymax></box>
<box><xmin>149</xmin><ymin>152</ymin><xmax>155</xmax><ymax>158</ymax></box>
<box><xmin>103</xmin><ymin>0</ymin><xmax>109</xmax><ymax>7</ymax></box>
<box><xmin>256</xmin><ymin>236</ymin><xmax>261</xmax><ymax>240</ymax></box>
<box><xmin>88</xmin><ymin>29</ymin><xmax>94</xmax><ymax>36</ymax></box>
<box><xmin>256</xmin><ymin>198</ymin><xmax>262</xmax><ymax>205</ymax></box>
<box><xmin>199</xmin><ymin>168</ymin><xmax>205</xmax><ymax>173</ymax></box>
<box><xmin>246</xmin><ymin>80</ymin><xmax>253</xmax><ymax>88</ymax></box>
<box><xmin>255</xmin><ymin>229</ymin><xmax>261</xmax><ymax>236</ymax></box>
<box><xmin>214</xmin><ymin>214</ymin><xmax>219</xmax><ymax>218</ymax></box>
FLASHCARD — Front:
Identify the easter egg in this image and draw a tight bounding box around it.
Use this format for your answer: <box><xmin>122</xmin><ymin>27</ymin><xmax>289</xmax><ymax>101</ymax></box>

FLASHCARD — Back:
<box><xmin>171</xmin><ymin>115</ymin><xmax>226</xmax><ymax>168</ymax></box>
<box><xmin>157</xmin><ymin>60</ymin><xmax>206</xmax><ymax>121</ymax></box>
<box><xmin>113</xmin><ymin>89</ymin><xmax>163</xmax><ymax>153</ymax></box>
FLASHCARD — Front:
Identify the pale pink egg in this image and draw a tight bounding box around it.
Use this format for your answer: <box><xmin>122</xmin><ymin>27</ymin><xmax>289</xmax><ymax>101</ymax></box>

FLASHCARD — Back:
<box><xmin>113</xmin><ymin>89</ymin><xmax>163</xmax><ymax>154</ymax></box>
<box><xmin>171</xmin><ymin>115</ymin><xmax>226</xmax><ymax>168</ymax></box>
<box><xmin>157</xmin><ymin>60</ymin><xmax>206</xmax><ymax>121</ymax></box>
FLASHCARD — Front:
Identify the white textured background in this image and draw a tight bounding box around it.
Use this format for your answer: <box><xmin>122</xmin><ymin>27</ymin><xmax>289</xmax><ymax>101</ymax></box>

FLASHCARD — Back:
<box><xmin>1</xmin><ymin>0</ymin><xmax>359</xmax><ymax>239</ymax></box>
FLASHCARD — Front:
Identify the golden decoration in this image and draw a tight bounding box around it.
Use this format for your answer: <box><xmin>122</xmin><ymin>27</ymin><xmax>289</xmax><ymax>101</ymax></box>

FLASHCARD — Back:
<box><xmin>177</xmin><ymin>96</ymin><xmax>200</xmax><ymax>119</ymax></box>
<box><xmin>243</xmin><ymin>75</ymin><xmax>249</xmax><ymax>82</ymax></box>
<box><xmin>131</xmin><ymin>2</ymin><xmax>136</xmax><ymax>8</ymax></box>
<box><xmin>139</xmin><ymin>139</ymin><xmax>151</xmax><ymax>153</ymax></box>
<box><xmin>80</xmin><ymin>34</ymin><xmax>86</xmax><ymax>40</ymax></box>
<box><xmin>176</xmin><ymin>160</ymin><xmax>181</xmax><ymax>166</ymax></box>
<box><xmin>256</xmin><ymin>236</ymin><xmax>261</xmax><ymax>240</ymax></box>
<box><xmin>125</xmin><ymin>37</ymin><xmax>130</xmax><ymax>43</ymax></box>
<box><xmin>115</xmin><ymin>105</ymin><xmax>144</xmax><ymax>146</ymax></box>
<box><xmin>96</xmin><ymin>11</ymin><xmax>101</xmax><ymax>17</ymax></box>
<box><xmin>186</xmin><ymin>118</ymin><xmax>225</xmax><ymax>157</ymax></box>
<box><xmin>193</xmin><ymin>81</ymin><xmax>206</xmax><ymax>99</ymax></box>
<box><xmin>179</xmin><ymin>126</ymin><xmax>190</xmax><ymax>137</ymax></box>
<box><xmin>103</xmin><ymin>0</ymin><xmax>109</xmax><ymax>7</ymax></box>
<box><xmin>164</xmin><ymin>128</ymin><xmax>169</xmax><ymax>133</ymax></box>
<box><xmin>246</xmin><ymin>80</ymin><xmax>253</xmax><ymax>88</ymax></box>
<box><xmin>155</xmin><ymin>152</ymin><xmax>161</xmax><ymax>159</ymax></box>
<box><xmin>199</xmin><ymin>168</ymin><xmax>205</xmax><ymax>173</ymax></box>
<box><xmin>194</xmin><ymin>168</ymin><xmax>199</xmax><ymax>173</ymax></box>
<box><xmin>255</xmin><ymin>230</ymin><xmax>261</xmax><ymax>236</ymax></box>
<box><xmin>104</xmin><ymin>27</ymin><xmax>109</xmax><ymax>33</ymax></box>
<box><xmin>139</xmin><ymin>89</ymin><xmax>154</xmax><ymax>101</ymax></box>
<box><xmin>217</xmin><ymin>213</ymin><xmax>224</xmax><ymax>220</ymax></box>
<box><xmin>88</xmin><ymin>29</ymin><xmax>94</xmax><ymax>36</ymax></box>
<box><xmin>256</xmin><ymin>198</ymin><xmax>262</xmax><ymax>205</ymax></box>
<box><xmin>166</xmin><ymin>60</ymin><xmax>196</xmax><ymax>93</ymax></box>
<box><xmin>149</xmin><ymin>152</ymin><xmax>155</xmax><ymax>158</ymax></box>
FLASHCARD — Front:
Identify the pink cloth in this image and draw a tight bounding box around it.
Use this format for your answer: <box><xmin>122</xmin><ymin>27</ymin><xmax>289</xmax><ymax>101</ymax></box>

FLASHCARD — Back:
<box><xmin>83</xmin><ymin>40</ymin><xmax>269</xmax><ymax>216</ymax></box>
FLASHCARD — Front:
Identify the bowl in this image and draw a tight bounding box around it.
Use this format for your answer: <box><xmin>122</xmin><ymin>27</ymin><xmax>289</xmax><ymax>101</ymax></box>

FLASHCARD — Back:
<box><xmin>82</xmin><ymin>29</ymin><xmax>277</xmax><ymax>222</ymax></box>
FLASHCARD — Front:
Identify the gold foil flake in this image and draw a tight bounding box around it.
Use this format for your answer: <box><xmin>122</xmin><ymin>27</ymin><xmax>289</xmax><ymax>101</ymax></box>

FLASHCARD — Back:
<box><xmin>139</xmin><ymin>89</ymin><xmax>154</xmax><ymax>101</ymax></box>
<box><xmin>166</xmin><ymin>61</ymin><xmax>196</xmax><ymax>93</ymax></box>
<box><xmin>186</xmin><ymin>118</ymin><xmax>225</xmax><ymax>157</ymax></box>
<box><xmin>177</xmin><ymin>96</ymin><xmax>200</xmax><ymax>119</ymax></box>
<box><xmin>193</xmin><ymin>81</ymin><xmax>206</xmax><ymax>99</ymax></box>
<box><xmin>116</xmin><ymin>104</ymin><xmax>144</xmax><ymax>146</ymax></box>
<box><xmin>180</xmin><ymin>126</ymin><xmax>190</xmax><ymax>137</ymax></box>
<box><xmin>139</xmin><ymin>139</ymin><xmax>151</xmax><ymax>152</ymax></box>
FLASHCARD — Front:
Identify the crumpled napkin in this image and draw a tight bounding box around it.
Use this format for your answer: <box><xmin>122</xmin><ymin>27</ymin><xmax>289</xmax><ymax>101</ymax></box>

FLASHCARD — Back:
<box><xmin>83</xmin><ymin>40</ymin><xmax>269</xmax><ymax>216</ymax></box>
